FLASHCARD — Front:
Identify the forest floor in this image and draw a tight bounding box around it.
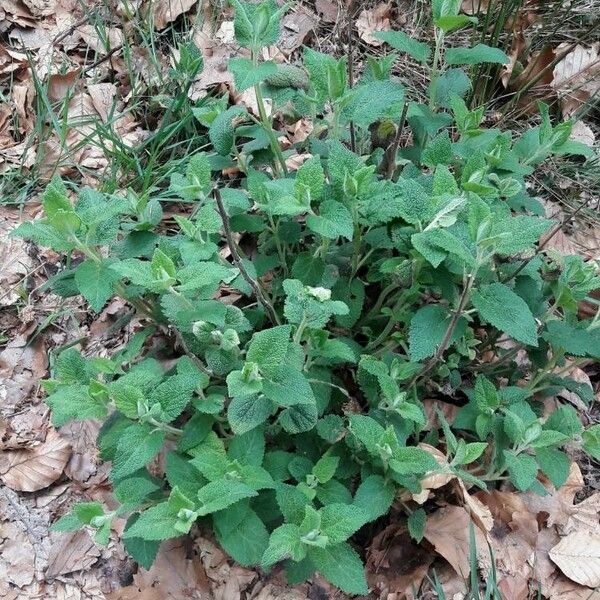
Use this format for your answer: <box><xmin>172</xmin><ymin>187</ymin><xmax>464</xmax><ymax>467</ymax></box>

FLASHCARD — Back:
<box><xmin>1</xmin><ymin>0</ymin><xmax>600</xmax><ymax>599</ymax></box>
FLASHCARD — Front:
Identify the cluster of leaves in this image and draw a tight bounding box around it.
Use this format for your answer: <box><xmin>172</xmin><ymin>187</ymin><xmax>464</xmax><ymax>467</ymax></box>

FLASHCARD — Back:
<box><xmin>14</xmin><ymin>0</ymin><xmax>600</xmax><ymax>595</ymax></box>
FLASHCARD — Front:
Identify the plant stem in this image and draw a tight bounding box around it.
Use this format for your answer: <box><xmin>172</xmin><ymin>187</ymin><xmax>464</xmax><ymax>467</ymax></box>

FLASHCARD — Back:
<box><xmin>214</xmin><ymin>188</ymin><xmax>280</xmax><ymax>325</ymax></box>
<box><xmin>408</xmin><ymin>264</ymin><xmax>480</xmax><ymax>388</ymax></box>
<box><xmin>428</xmin><ymin>28</ymin><xmax>445</xmax><ymax>110</ymax></box>
<box><xmin>251</xmin><ymin>51</ymin><xmax>288</xmax><ymax>176</ymax></box>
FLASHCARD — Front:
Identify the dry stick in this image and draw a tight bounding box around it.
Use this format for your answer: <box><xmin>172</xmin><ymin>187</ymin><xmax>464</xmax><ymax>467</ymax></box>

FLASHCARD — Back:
<box><xmin>214</xmin><ymin>188</ymin><xmax>280</xmax><ymax>325</ymax></box>
<box><xmin>381</xmin><ymin>100</ymin><xmax>409</xmax><ymax>180</ymax></box>
<box><xmin>407</xmin><ymin>272</ymin><xmax>477</xmax><ymax>389</ymax></box>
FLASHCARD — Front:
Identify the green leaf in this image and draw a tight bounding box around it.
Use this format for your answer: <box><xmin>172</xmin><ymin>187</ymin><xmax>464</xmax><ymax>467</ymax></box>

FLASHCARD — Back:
<box><xmin>474</xmin><ymin>375</ymin><xmax>500</xmax><ymax>413</ymax></box>
<box><xmin>123</xmin><ymin>514</ymin><xmax>161</xmax><ymax>569</ymax></box>
<box><xmin>309</xmin><ymin>543</ymin><xmax>368</xmax><ymax>595</ymax></box>
<box><xmin>503</xmin><ymin>451</ymin><xmax>538</xmax><ymax>491</ymax></box>
<box><xmin>247</xmin><ymin>325</ymin><xmax>292</xmax><ymax>377</ymax></box>
<box><xmin>312</xmin><ymin>454</ymin><xmax>339</xmax><ymax>484</ymax></box>
<box><xmin>166</xmin><ymin>451</ymin><xmax>206</xmax><ymax>501</ymax></box>
<box><xmin>74</xmin><ymin>259</ymin><xmax>119</xmax><ymax>312</ymax></box>
<box><xmin>214</xmin><ymin>503</ymin><xmax>269</xmax><ymax>566</ymax></box>
<box><xmin>353</xmin><ymin>475</ymin><xmax>395</xmax><ymax>522</ymax></box>
<box><xmin>295</xmin><ymin>156</ymin><xmax>325</xmax><ymax>202</ymax></box>
<box><xmin>229</xmin><ymin>428</ymin><xmax>266</xmax><ymax>466</ymax></box>
<box><xmin>227</xmin><ymin>394</ymin><xmax>274</xmax><ymax>434</ymax></box>
<box><xmin>421</xmin><ymin>131</ymin><xmax>453</xmax><ymax>167</ymax></box>
<box><xmin>343</xmin><ymin>80</ymin><xmax>405</xmax><ymax>128</ymax></box>
<box><xmin>148</xmin><ymin>373</ymin><xmax>198</xmax><ymax>423</ymax></box>
<box><xmin>543</xmin><ymin>321</ymin><xmax>600</xmax><ymax>359</ymax></box>
<box><xmin>373</xmin><ymin>30</ymin><xmax>430</xmax><ymax>63</ymax></box>
<box><xmin>320</xmin><ymin>503</ymin><xmax>368</xmax><ymax>544</ymax></box>
<box><xmin>196</xmin><ymin>479</ymin><xmax>258</xmax><ymax>516</ymax></box>
<box><xmin>409</xmin><ymin>304</ymin><xmax>467</xmax><ymax>362</ymax></box>
<box><xmin>123</xmin><ymin>502</ymin><xmax>180</xmax><ymax>541</ymax></box>
<box><xmin>348</xmin><ymin>414</ymin><xmax>386</xmax><ymax>455</ymax></box>
<box><xmin>186</xmin><ymin>153</ymin><xmax>212</xmax><ymax>192</ymax></box>
<box><xmin>536</xmin><ymin>448</ymin><xmax>570</xmax><ymax>488</ymax></box>
<box><xmin>306</xmin><ymin>201</ymin><xmax>354</xmax><ymax>240</ymax></box>
<box><xmin>262</xmin><ymin>523</ymin><xmax>306</xmax><ymax>568</ymax></box>
<box><xmin>583</xmin><ymin>425</ymin><xmax>600</xmax><ymax>462</ymax></box>
<box><xmin>46</xmin><ymin>384</ymin><xmax>107</xmax><ymax>426</ymax></box>
<box><xmin>279</xmin><ymin>401</ymin><xmax>319</xmax><ymax>434</ymax></box>
<box><xmin>263</xmin><ymin>368</ymin><xmax>315</xmax><ymax>408</ymax></box>
<box><xmin>407</xmin><ymin>508</ymin><xmax>426</xmax><ymax>543</ymax></box>
<box><xmin>229</xmin><ymin>58</ymin><xmax>277</xmax><ymax>91</ymax></box>
<box><xmin>389</xmin><ymin>447</ymin><xmax>439</xmax><ymax>475</ymax></box>
<box><xmin>209</xmin><ymin>105</ymin><xmax>247</xmax><ymax>155</ymax></box>
<box><xmin>445</xmin><ymin>44</ymin><xmax>509</xmax><ymax>66</ymax></box>
<box><xmin>471</xmin><ymin>283</ymin><xmax>538</xmax><ymax>346</ymax></box>
<box><xmin>434</xmin><ymin>68</ymin><xmax>471</xmax><ymax>108</ymax></box>
<box><xmin>111</xmin><ymin>424</ymin><xmax>165</xmax><ymax>481</ymax></box>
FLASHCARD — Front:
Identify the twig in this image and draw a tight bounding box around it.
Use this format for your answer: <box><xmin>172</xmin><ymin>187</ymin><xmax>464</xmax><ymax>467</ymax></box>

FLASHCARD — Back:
<box><xmin>380</xmin><ymin>100</ymin><xmax>409</xmax><ymax>180</ymax></box>
<box><xmin>407</xmin><ymin>272</ymin><xmax>476</xmax><ymax>388</ymax></box>
<box><xmin>214</xmin><ymin>188</ymin><xmax>280</xmax><ymax>325</ymax></box>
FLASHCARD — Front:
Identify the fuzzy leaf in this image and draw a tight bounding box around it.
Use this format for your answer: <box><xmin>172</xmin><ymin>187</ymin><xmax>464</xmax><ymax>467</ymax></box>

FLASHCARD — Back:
<box><xmin>309</xmin><ymin>543</ymin><xmax>368</xmax><ymax>595</ymax></box>
<box><xmin>445</xmin><ymin>44</ymin><xmax>509</xmax><ymax>65</ymax></box>
<box><xmin>471</xmin><ymin>283</ymin><xmax>538</xmax><ymax>346</ymax></box>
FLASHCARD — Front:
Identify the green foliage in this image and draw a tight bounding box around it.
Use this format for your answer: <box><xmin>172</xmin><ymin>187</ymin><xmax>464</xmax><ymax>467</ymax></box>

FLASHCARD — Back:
<box><xmin>20</xmin><ymin>1</ymin><xmax>597</xmax><ymax>595</ymax></box>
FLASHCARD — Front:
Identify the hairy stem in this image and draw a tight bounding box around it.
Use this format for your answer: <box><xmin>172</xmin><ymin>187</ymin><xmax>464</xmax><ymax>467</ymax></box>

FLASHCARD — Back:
<box><xmin>214</xmin><ymin>188</ymin><xmax>280</xmax><ymax>325</ymax></box>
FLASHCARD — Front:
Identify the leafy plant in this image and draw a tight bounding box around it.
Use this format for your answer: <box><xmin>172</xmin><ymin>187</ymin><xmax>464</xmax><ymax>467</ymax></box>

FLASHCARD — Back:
<box><xmin>13</xmin><ymin>0</ymin><xmax>599</xmax><ymax>595</ymax></box>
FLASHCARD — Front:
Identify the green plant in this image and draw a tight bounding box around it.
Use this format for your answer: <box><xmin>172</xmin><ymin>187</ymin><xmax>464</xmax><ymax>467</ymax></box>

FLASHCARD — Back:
<box><xmin>13</xmin><ymin>0</ymin><xmax>600</xmax><ymax>595</ymax></box>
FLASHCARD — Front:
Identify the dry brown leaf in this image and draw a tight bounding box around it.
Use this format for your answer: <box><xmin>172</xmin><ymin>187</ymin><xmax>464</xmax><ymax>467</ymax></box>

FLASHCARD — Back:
<box><xmin>279</xmin><ymin>9</ymin><xmax>318</xmax><ymax>54</ymax></box>
<box><xmin>366</xmin><ymin>524</ymin><xmax>434</xmax><ymax>598</ymax></box>
<box><xmin>411</xmin><ymin>443</ymin><xmax>455</xmax><ymax>504</ymax></box>
<box><xmin>356</xmin><ymin>3</ymin><xmax>391</xmax><ymax>46</ymax></box>
<box><xmin>88</xmin><ymin>83</ymin><xmax>117</xmax><ymax>123</ymax></box>
<box><xmin>111</xmin><ymin>538</ymin><xmax>211</xmax><ymax>599</ymax></box>
<box><xmin>0</xmin><ymin>428</ymin><xmax>71</xmax><ymax>492</ymax></box>
<box><xmin>22</xmin><ymin>0</ymin><xmax>55</xmax><ymax>16</ymax></box>
<box><xmin>0</xmin><ymin>521</ymin><xmax>36</xmax><ymax>587</ymax></box>
<box><xmin>315</xmin><ymin>0</ymin><xmax>338</xmax><ymax>23</ymax></box>
<box><xmin>45</xmin><ymin>530</ymin><xmax>101</xmax><ymax>578</ymax></box>
<box><xmin>570</xmin><ymin>121</ymin><xmax>596</xmax><ymax>147</ymax></box>
<box><xmin>150</xmin><ymin>0</ymin><xmax>198</xmax><ymax>30</ymax></box>
<box><xmin>47</xmin><ymin>69</ymin><xmax>80</xmax><ymax>103</ymax></box>
<box><xmin>424</xmin><ymin>505</ymin><xmax>490</xmax><ymax>578</ymax></box>
<box><xmin>0</xmin><ymin>209</ymin><xmax>34</xmax><ymax>307</ymax></box>
<box><xmin>549</xmin><ymin>531</ymin><xmax>600</xmax><ymax>588</ymax></box>
<box><xmin>552</xmin><ymin>43</ymin><xmax>600</xmax><ymax>117</ymax></box>
<box><xmin>457</xmin><ymin>480</ymin><xmax>493</xmax><ymax>532</ymax></box>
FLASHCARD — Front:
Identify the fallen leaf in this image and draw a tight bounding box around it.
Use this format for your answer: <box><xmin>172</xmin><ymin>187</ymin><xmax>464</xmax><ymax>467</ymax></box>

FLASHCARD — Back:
<box><xmin>570</xmin><ymin>120</ymin><xmax>596</xmax><ymax>147</ymax></box>
<box><xmin>356</xmin><ymin>3</ymin><xmax>391</xmax><ymax>46</ymax></box>
<box><xmin>411</xmin><ymin>443</ymin><xmax>455</xmax><ymax>504</ymax></box>
<box><xmin>0</xmin><ymin>208</ymin><xmax>34</xmax><ymax>307</ymax></box>
<box><xmin>315</xmin><ymin>0</ymin><xmax>338</xmax><ymax>23</ymax></box>
<box><xmin>424</xmin><ymin>505</ymin><xmax>490</xmax><ymax>578</ymax></box>
<box><xmin>47</xmin><ymin>69</ymin><xmax>80</xmax><ymax>103</ymax></box>
<box><xmin>111</xmin><ymin>538</ymin><xmax>211</xmax><ymax>599</ymax></box>
<box><xmin>46</xmin><ymin>530</ymin><xmax>101</xmax><ymax>578</ymax></box>
<box><xmin>150</xmin><ymin>0</ymin><xmax>199</xmax><ymax>30</ymax></box>
<box><xmin>279</xmin><ymin>9</ymin><xmax>318</xmax><ymax>54</ymax></box>
<box><xmin>0</xmin><ymin>521</ymin><xmax>36</xmax><ymax>587</ymax></box>
<box><xmin>549</xmin><ymin>531</ymin><xmax>600</xmax><ymax>588</ymax></box>
<box><xmin>88</xmin><ymin>83</ymin><xmax>117</xmax><ymax>123</ymax></box>
<box><xmin>552</xmin><ymin>43</ymin><xmax>600</xmax><ymax>117</ymax></box>
<box><xmin>367</xmin><ymin>524</ymin><xmax>434</xmax><ymax>598</ymax></box>
<box><xmin>0</xmin><ymin>428</ymin><xmax>71</xmax><ymax>492</ymax></box>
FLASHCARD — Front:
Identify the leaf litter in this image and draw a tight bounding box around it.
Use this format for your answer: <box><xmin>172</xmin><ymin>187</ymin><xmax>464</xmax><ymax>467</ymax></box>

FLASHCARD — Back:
<box><xmin>1</xmin><ymin>0</ymin><xmax>600</xmax><ymax>599</ymax></box>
